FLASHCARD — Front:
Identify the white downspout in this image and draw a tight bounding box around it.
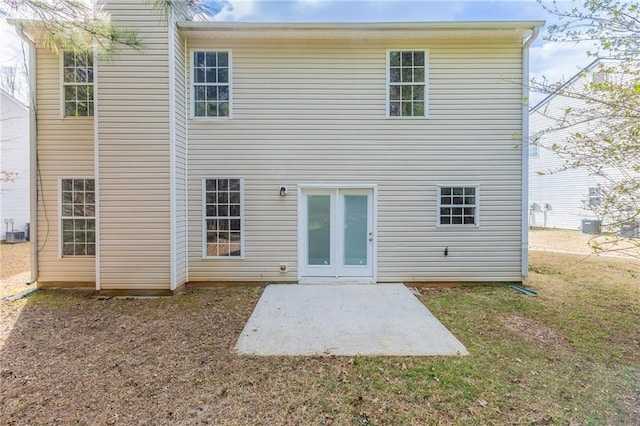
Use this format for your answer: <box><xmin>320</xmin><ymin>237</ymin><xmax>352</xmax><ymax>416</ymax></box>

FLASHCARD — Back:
<box><xmin>168</xmin><ymin>10</ymin><xmax>177</xmax><ymax>291</ymax></box>
<box><xmin>93</xmin><ymin>41</ymin><xmax>100</xmax><ymax>291</ymax></box>
<box><xmin>184</xmin><ymin>36</ymin><xmax>189</xmax><ymax>285</ymax></box>
<box><xmin>16</xmin><ymin>27</ymin><xmax>38</xmax><ymax>285</ymax></box>
<box><xmin>521</xmin><ymin>25</ymin><xmax>541</xmax><ymax>278</ymax></box>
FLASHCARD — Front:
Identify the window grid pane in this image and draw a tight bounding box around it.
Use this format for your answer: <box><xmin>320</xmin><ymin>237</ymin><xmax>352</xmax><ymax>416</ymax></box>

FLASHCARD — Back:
<box><xmin>205</xmin><ymin>178</ymin><xmax>242</xmax><ymax>257</ymax></box>
<box><xmin>439</xmin><ymin>186</ymin><xmax>477</xmax><ymax>226</ymax></box>
<box><xmin>61</xmin><ymin>179</ymin><xmax>96</xmax><ymax>256</ymax></box>
<box><xmin>194</xmin><ymin>51</ymin><xmax>230</xmax><ymax>117</ymax></box>
<box><xmin>588</xmin><ymin>187</ymin><xmax>602</xmax><ymax>207</ymax></box>
<box><xmin>389</xmin><ymin>50</ymin><xmax>426</xmax><ymax>117</ymax></box>
<box><xmin>63</xmin><ymin>52</ymin><xmax>94</xmax><ymax>117</ymax></box>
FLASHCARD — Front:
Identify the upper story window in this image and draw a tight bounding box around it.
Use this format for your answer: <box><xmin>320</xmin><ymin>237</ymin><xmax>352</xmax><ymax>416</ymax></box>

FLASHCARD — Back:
<box><xmin>529</xmin><ymin>143</ymin><xmax>539</xmax><ymax>158</ymax></box>
<box><xmin>588</xmin><ymin>187</ymin><xmax>602</xmax><ymax>207</ymax></box>
<box><xmin>193</xmin><ymin>51</ymin><xmax>231</xmax><ymax>118</ymax></box>
<box><xmin>62</xmin><ymin>52</ymin><xmax>94</xmax><ymax>117</ymax></box>
<box><xmin>438</xmin><ymin>186</ymin><xmax>479</xmax><ymax>226</ymax></box>
<box><xmin>388</xmin><ymin>50</ymin><xmax>428</xmax><ymax>117</ymax></box>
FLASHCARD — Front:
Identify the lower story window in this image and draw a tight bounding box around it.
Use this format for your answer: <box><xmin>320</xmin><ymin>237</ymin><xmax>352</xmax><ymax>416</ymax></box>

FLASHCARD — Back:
<box><xmin>204</xmin><ymin>178</ymin><xmax>242</xmax><ymax>257</ymax></box>
<box><xmin>438</xmin><ymin>186</ymin><xmax>479</xmax><ymax>226</ymax></box>
<box><xmin>61</xmin><ymin>178</ymin><xmax>96</xmax><ymax>256</ymax></box>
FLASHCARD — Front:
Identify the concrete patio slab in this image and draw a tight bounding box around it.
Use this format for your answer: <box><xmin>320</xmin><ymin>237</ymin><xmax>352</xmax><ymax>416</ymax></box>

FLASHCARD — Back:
<box><xmin>235</xmin><ymin>284</ymin><xmax>469</xmax><ymax>356</ymax></box>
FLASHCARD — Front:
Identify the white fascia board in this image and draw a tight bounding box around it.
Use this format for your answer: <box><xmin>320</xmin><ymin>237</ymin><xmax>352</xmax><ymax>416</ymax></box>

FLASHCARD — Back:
<box><xmin>177</xmin><ymin>21</ymin><xmax>545</xmax><ymax>40</ymax></box>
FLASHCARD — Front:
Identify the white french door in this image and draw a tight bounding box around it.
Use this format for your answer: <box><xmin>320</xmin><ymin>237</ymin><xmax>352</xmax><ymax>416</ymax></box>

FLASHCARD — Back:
<box><xmin>299</xmin><ymin>187</ymin><xmax>375</xmax><ymax>282</ymax></box>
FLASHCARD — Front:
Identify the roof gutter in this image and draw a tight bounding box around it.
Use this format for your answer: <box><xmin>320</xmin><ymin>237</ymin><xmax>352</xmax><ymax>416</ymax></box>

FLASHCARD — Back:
<box><xmin>177</xmin><ymin>20</ymin><xmax>546</xmax><ymax>40</ymax></box>
<box><xmin>521</xmin><ymin>24</ymin><xmax>542</xmax><ymax>279</ymax></box>
<box><xmin>178</xmin><ymin>20</ymin><xmax>546</xmax><ymax>31</ymax></box>
<box><xmin>14</xmin><ymin>24</ymin><xmax>38</xmax><ymax>285</ymax></box>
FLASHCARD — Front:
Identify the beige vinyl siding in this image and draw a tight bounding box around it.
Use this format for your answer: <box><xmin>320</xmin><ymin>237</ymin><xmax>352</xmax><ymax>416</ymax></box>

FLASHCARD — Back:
<box><xmin>187</xmin><ymin>38</ymin><xmax>524</xmax><ymax>282</ymax></box>
<box><xmin>97</xmin><ymin>2</ymin><xmax>171</xmax><ymax>289</ymax></box>
<box><xmin>173</xmin><ymin>28</ymin><xmax>188</xmax><ymax>286</ymax></box>
<box><xmin>35</xmin><ymin>49</ymin><xmax>95</xmax><ymax>283</ymax></box>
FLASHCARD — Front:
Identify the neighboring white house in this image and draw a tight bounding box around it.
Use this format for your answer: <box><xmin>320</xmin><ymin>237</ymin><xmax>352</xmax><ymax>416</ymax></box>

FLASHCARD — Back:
<box><xmin>0</xmin><ymin>88</ymin><xmax>29</xmax><ymax>241</ymax></box>
<box><xmin>529</xmin><ymin>59</ymin><xmax>634</xmax><ymax>233</ymax></box>
<box><xmin>12</xmin><ymin>2</ymin><xmax>542</xmax><ymax>294</ymax></box>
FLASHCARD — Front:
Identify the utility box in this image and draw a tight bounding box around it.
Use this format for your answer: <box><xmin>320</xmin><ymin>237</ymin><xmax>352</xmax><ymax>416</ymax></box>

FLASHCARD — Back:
<box><xmin>5</xmin><ymin>231</ymin><xmax>27</xmax><ymax>243</ymax></box>
<box><xmin>581</xmin><ymin>219</ymin><xmax>601</xmax><ymax>235</ymax></box>
<box><xmin>620</xmin><ymin>222</ymin><xmax>640</xmax><ymax>239</ymax></box>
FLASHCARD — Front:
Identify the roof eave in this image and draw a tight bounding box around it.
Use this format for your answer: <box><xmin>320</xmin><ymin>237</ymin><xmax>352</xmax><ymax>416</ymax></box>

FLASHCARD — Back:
<box><xmin>177</xmin><ymin>21</ymin><xmax>545</xmax><ymax>40</ymax></box>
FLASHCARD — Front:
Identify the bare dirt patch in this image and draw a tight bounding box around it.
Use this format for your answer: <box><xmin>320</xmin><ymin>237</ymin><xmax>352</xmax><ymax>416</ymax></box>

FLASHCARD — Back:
<box><xmin>0</xmin><ymin>243</ymin><xmax>30</xmax><ymax>280</ymax></box>
<box><xmin>0</xmin><ymin>243</ymin><xmax>31</xmax><ymax>298</ymax></box>
<box><xmin>529</xmin><ymin>228</ymin><xmax>640</xmax><ymax>259</ymax></box>
<box><xmin>500</xmin><ymin>314</ymin><xmax>568</xmax><ymax>347</ymax></box>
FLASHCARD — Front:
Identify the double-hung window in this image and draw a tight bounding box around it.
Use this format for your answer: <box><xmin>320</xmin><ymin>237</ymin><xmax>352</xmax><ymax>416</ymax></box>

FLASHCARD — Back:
<box><xmin>388</xmin><ymin>50</ymin><xmax>428</xmax><ymax>117</ymax></box>
<box><xmin>62</xmin><ymin>51</ymin><xmax>94</xmax><ymax>117</ymax></box>
<box><xmin>204</xmin><ymin>178</ymin><xmax>242</xmax><ymax>257</ymax></box>
<box><xmin>61</xmin><ymin>179</ymin><xmax>96</xmax><ymax>256</ymax></box>
<box><xmin>438</xmin><ymin>186</ymin><xmax>479</xmax><ymax>226</ymax></box>
<box><xmin>588</xmin><ymin>187</ymin><xmax>602</xmax><ymax>207</ymax></box>
<box><xmin>193</xmin><ymin>51</ymin><xmax>231</xmax><ymax>117</ymax></box>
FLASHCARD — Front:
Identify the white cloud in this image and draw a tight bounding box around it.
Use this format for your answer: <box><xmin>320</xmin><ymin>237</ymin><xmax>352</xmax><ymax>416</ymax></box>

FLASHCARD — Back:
<box><xmin>211</xmin><ymin>0</ymin><xmax>258</xmax><ymax>21</ymax></box>
<box><xmin>0</xmin><ymin>18</ymin><xmax>25</xmax><ymax>68</ymax></box>
<box><xmin>530</xmin><ymin>41</ymin><xmax>595</xmax><ymax>83</ymax></box>
<box><xmin>528</xmin><ymin>40</ymin><xmax>597</xmax><ymax>106</ymax></box>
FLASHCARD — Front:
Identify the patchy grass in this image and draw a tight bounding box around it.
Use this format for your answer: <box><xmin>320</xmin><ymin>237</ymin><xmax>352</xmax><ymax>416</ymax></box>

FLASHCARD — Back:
<box><xmin>1</xmin><ymin>251</ymin><xmax>638</xmax><ymax>425</ymax></box>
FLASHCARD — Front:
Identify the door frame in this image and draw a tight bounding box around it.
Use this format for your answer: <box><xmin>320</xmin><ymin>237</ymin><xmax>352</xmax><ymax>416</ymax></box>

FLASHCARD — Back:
<box><xmin>297</xmin><ymin>184</ymin><xmax>378</xmax><ymax>284</ymax></box>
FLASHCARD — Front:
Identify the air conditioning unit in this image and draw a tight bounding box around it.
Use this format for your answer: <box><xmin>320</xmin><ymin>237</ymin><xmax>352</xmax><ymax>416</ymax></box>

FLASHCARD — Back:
<box><xmin>581</xmin><ymin>219</ymin><xmax>601</xmax><ymax>235</ymax></box>
<box><xmin>5</xmin><ymin>231</ymin><xmax>27</xmax><ymax>244</ymax></box>
<box><xmin>620</xmin><ymin>222</ymin><xmax>640</xmax><ymax>239</ymax></box>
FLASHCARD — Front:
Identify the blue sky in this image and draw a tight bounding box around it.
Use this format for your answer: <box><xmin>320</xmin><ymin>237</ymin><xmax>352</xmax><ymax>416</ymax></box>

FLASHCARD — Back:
<box><xmin>207</xmin><ymin>0</ymin><xmax>549</xmax><ymax>23</ymax></box>
<box><xmin>209</xmin><ymin>0</ymin><xmax>598</xmax><ymax>103</ymax></box>
<box><xmin>1</xmin><ymin>0</ymin><xmax>597</xmax><ymax>104</ymax></box>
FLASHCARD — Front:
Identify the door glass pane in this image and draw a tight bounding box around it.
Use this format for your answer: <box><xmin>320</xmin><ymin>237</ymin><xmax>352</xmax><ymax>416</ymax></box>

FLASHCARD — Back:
<box><xmin>344</xmin><ymin>195</ymin><xmax>368</xmax><ymax>266</ymax></box>
<box><xmin>308</xmin><ymin>195</ymin><xmax>331</xmax><ymax>265</ymax></box>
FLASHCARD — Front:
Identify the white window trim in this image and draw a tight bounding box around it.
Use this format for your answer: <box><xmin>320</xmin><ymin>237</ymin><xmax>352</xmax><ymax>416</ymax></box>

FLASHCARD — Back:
<box><xmin>60</xmin><ymin>51</ymin><xmax>94</xmax><ymax>119</ymax></box>
<box><xmin>386</xmin><ymin>49</ymin><xmax>429</xmax><ymax>119</ymax></box>
<box><xmin>58</xmin><ymin>177</ymin><xmax>96</xmax><ymax>258</ymax></box>
<box><xmin>201</xmin><ymin>177</ymin><xmax>244</xmax><ymax>259</ymax></box>
<box><xmin>190</xmin><ymin>49</ymin><xmax>233</xmax><ymax>120</ymax></box>
<box><xmin>436</xmin><ymin>184</ymin><xmax>480</xmax><ymax>227</ymax></box>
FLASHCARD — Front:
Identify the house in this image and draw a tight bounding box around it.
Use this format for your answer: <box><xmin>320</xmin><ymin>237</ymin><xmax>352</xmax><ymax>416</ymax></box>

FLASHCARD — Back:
<box><xmin>0</xmin><ymin>88</ymin><xmax>30</xmax><ymax>242</ymax></box>
<box><xmin>12</xmin><ymin>2</ymin><xmax>543</xmax><ymax>295</ymax></box>
<box><xmin>528</xmin><ymin>59</ymin><xmax>636</xmax><ymax>233</ymax></box>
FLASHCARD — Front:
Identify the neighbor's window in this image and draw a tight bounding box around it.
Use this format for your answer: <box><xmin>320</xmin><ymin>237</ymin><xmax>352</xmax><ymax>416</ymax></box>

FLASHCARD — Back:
<box><xmin>61</xmin><ymin>179</ymin><xmax>96</xmax><ymax>256</ymax></box>
<box><xmin>193</xmin><ymin>51</ymin><xmax>231</xmax><ymax>117</ymax></box>
<box><xmin>529</xmin><ymin>143</ymin><xmax>539</xmax><ymax>158</ymax></box>
<box><xmin>388</xmin><ymin>50</ymin><xmax>427</xmax><ymax>117</ymax></box>
<box><xmin>204</xmin><ymin>178</ymin><xmax>242</xmax><ymax>257</ymax></box>
<box><xmin>588</xmin><ymin>187</ymin><xmax>602</xmax><ymax>207</ymax></box>
<box><xmin>438</xmin><ymin>186</ymin><xmax>479</xmax><ymax>226</ymax></box>
<box><xmin>62</xmin><ymin>51</ymin><xmax>94</xmax><ymax>117</ymax></box>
